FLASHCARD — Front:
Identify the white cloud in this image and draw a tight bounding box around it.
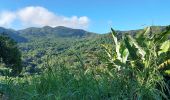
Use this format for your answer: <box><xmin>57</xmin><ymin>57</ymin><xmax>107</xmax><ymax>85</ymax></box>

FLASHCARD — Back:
<box><xmin>0</xmin><ymin>6</ymin><xmax>90</xmax><ymax>29</ymax></box>
<box><xmin>0</xmin><ymin>11</ymin><xmax>16</xmax><ymax>27</ymax></box>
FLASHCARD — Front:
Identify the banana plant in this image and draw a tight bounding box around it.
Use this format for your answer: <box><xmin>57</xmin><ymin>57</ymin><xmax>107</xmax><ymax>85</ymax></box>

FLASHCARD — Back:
<box><xmin>157</xmin><ymin>39</ymin><xmax>170</xmax><ymax>76</ymax></box>
<box><xmin>101</xmin><ymin>28</ymin><xmax>129</xmax><ymax>71</ymax></box>
<box><xmin>125</xmin><ymin>27</ymin><xmax>170</xmax><ymax>89</ymax></box>
<box><xmin>124</xmin><ymin>34</ymin><xmax>146</xmax><ymax>70</ymax></box>
<box><xmin>101</xmin><ymin>26</ymin><xmax>170</xmax><ymax>99</ymax></box>
<box><xmin>103</xmin><ymin>25</ymin><xmax>170</xmax><ymax>76</ymax></box>
<box><xmin>151</xmin><ymin>26</ymin><xmax>170</xmax><ymax>76</ymax></box>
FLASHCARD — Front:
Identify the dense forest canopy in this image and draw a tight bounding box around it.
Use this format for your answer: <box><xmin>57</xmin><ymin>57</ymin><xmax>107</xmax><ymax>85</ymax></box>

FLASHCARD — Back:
<box><xmin>0</xmin><ymin>33</ymin><xmax>22</xmax><ymax>76</ymax></box>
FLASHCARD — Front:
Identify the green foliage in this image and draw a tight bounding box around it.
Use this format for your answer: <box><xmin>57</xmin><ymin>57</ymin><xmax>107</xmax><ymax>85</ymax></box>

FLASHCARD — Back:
<box><xmin>19</xmin><ymin>33</ymin><xmax>104</xmax><ymax>74</ymax></box>
<box><xmin>0</xmin><ymin>26</ymin><xmax>169</xmax><ymax>99</ymax></box>
<box><xmin>102</xmin><ymin>26</ymin><xmax>170</xmax><ymax>99</ymax></box>
<box><xmin>0</xmin><ymin>34</ymin><xmax>22</xmax><ymax>76</ymax></box>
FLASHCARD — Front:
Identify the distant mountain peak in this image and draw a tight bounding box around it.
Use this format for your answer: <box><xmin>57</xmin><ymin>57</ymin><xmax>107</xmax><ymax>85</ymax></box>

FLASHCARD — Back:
<box><xmin>55</xmin><ymin>26</ymin><xmax>68</xmax><ymax>28</ymax></box>
<box><xmin>42</xmin><ymin>26</ymin><xmax>53</xmax><ymax>29</ymax></box>
<box><xmin>18</xmin><ymin>26</ymin><xmax>94</xmax><ymax>38</ymax></box>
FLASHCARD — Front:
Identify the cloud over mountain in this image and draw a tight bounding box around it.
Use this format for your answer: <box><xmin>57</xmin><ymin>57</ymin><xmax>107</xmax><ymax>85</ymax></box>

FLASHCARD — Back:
<box><xmin>0</xmin><ymin>11</ymin><xmax>16</xmax><ymax>27</ymax></box>
<box><xmin>0</xmin><ymin>6</ymin><xmax>90</xmax><ymax>29</ymax></box>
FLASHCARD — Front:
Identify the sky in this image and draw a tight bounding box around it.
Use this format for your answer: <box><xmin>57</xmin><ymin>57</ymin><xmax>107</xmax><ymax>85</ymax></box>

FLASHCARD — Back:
<box><xmin>0</xmin><ymin>0</ymin><xmax>170</xmax><ymax>33</ymax></box>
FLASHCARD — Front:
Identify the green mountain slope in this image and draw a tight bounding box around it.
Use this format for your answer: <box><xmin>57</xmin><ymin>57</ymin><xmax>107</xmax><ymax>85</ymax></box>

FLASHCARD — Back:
<box><xmin>0</xmin><ymin>25</ymin><xmax>168</xmax><ymax>74</ymax></box>
<box><xmin>0</xmin><ymin>27</ymin><xmax>27</xmax><ymax>42</ymax></box>
<box><xmin>18</xmin><ymin>26</ymin><xmax>96</xmax><ymax>38</ymax></box>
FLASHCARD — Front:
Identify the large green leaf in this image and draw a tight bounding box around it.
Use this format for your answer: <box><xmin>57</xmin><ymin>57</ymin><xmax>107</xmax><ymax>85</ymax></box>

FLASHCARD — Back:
<box><xmin>122</xmin><ymin>48</ymin><xmax>129</xmax><ymax>63</ymax></box>
<box><xmin>124</xmin><ymin>34</ymin><xmax>145</xmax><ymax>70</ymax></box>
<box><xmin>124</xmin><ymin>35</ymin><xmax>139</xmax><ymax>60</ymax></box>
<box><xmin>125</xmin><ymin>35</ymin><xmax>146</xmax><ymax>60</ymax></box>
<box><xmin>158</xmin><ymin>40</ymin><xmax>170</xmax><ymax>55</ymax></box>
<box><xmin>158</xmin><ymin>59</ymin><xmax>170</xmax><ymax>75</ymax></box>
<box><xmin>144</xmin><ymin>26</ymin><xmax>152</xmax><ymax>36</ymax></box>
<box><xmin>111</xmin><ymin>28</ymin><xmax>121</xmax><ymax>60</ymax></box>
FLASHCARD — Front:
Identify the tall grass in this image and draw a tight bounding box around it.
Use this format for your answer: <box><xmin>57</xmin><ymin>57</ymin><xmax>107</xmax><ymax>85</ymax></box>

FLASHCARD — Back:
<box><xmin>1</xmin><ymin>55</ymin><xmax>168</xmax><ymax>99</ymax></box>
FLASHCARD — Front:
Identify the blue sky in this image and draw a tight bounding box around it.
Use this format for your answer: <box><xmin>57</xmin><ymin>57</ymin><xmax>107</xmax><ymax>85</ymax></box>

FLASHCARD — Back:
<box><xmin>0</xmin><ymin>0</ymin><xmax>170</xmax><ymax>33</ymax></box>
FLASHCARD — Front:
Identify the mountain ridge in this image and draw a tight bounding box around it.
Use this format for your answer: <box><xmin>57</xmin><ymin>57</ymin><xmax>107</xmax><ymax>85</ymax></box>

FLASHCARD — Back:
<box><xmin>0</xmin><ymin>25</ymin><xmax>168</xmax><ymax>42</ymax></box>
<box><xmin>18</xmin><ymin>26</ymin><xmax>96</xmax><ymax>38</ymax></box>
<box><xmin>0</xmin><ymin>27</ymin><xmax>27</xmax><ymax>42</ymax></box>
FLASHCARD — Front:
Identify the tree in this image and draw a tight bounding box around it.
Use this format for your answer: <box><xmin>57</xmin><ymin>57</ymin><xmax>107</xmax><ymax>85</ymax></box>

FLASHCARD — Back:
<box><xmin>0</xmin><ymin>33</ymin><xmax>22</xmax><ymax>76</ymax></box>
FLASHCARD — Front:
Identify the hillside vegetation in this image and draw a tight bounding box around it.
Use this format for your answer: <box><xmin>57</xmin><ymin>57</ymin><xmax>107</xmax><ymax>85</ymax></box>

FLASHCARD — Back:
<box><xmin>0</xmin><ymin>26</ymin><xmax>169</xmax><ymax>100</ymax></box>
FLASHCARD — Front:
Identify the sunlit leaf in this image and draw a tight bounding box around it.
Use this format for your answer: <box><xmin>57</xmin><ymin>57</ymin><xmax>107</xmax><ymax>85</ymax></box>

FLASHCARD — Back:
<box><xmin>158</xmin><ymin>40</ymin><xmax>170</xmax><ymax>55</ymax></box>
<box><xmin>122</xmin><ymin>48</ymin><xmax>129</xmax><ymax>63</ymax></box>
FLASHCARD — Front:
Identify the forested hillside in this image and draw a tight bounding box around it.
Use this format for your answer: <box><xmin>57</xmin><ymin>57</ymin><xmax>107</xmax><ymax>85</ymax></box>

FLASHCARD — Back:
<box><xmin>0</xmin><ymin>25</ymin><xmax>169</xmax><ymax>99</ymax></box>
<box><xmin>0</xmin><ymin>26</ymin><xmax>168</xmax><ymax>75</ymax></box>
